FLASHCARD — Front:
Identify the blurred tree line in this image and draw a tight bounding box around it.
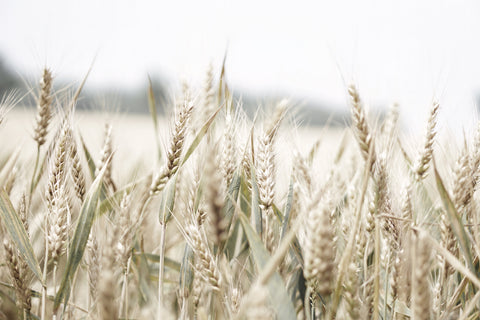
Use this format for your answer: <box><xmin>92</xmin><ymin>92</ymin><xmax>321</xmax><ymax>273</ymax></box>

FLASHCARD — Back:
<box><xmin>0</xmin><ymin>57</ymin><xmax>20</xmax><ymax>96</ymax></box>
<box><xmin>0</xmin><ymin>54</ymin><xmax>348</xmax><ymax>126</ymax></box>
<box><xmin>0</xmin><ymin>55</ymin><xmax>169</xmax><ymax>114</ymax></box>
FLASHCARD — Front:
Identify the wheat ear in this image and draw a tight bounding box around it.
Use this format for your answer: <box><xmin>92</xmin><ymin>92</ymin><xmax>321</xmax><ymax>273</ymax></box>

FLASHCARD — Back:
<box><xmin>412</xmin><ymin>231</ymin><xmax>431</xmax><ymax>320</ymax></box>
<box><xmin>349</xmin><ymin>84</ymin><xmax>376</xmax><ymax>165</ymax></box>
<box><xmin>452</xmin><ymin>146</ymin><xmax>474</xmax><ymax>221</ymax></box>
<box><xmin>33</xmin><ymin>68</ymin><xmax>54</xmax><ymax>147</ymax></box>
<box><xmin>185</xmin><ymin>223</ymin><xmax>223</xmax><ymax>291</ymax></box>
<box><xmin>303</xmin><ymin>198</ymin><xmax>336</xmax><ymax>296</ymax></box>
<box><xmin>96</xmin><ymin>123</ymin><xmax>116</xmax><ymax>192</ymax></box>
<box><xmin>150</xmin><ymin>103</ymin><xmax>194</xmax><ymax>194</ymax></box>
<box><xmin>45</xmin><ymin>124</ymin><xmax>71</xmax><ymax>265</ymax></box>
<box><xmin>199</xmin><ymin>64</ymin><xmax>215</xmax><ymax>128</ymax></box>
<box><xmin>205</xmin><ymin>147</ymin><xmax>227</xmax><ymax>247</ymax></box>
<box><xmin>3</xmin><ymin>195</ymin><xmax>31</xmax><ymax>317</ymax></box>
<box><xmin>414</xmin><ymin>101</ymin><xmax>439</xmax><ymax>180</ymax></box>
<box><xmin>221</xmin><ymin>106</ymin><xmax>237</xmax><ymax>188</ymax></box>
<box><xmin>98</xmin><ymin>223</ymin><xmax>119</xmax><ymax>320</ymax></box>
<box><xmin>69</xmin><ymin>135</ymin><xmax>86</xmax><ymax>202</ymax></box>
<box><xmin>256</xmin><ymin>103</ymin><xmax>286</xmax><ymax>252</ymax></box>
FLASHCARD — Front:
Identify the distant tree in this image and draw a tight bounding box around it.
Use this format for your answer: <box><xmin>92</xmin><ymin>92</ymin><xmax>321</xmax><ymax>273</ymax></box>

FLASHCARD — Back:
<box><xmin>0</xmin><ymin>56</ymin><xmax>20</xmax><ymax>97</ymax></box>
<box><xmin>72</xmin><ymin>76</ymin><xmax>169</xmax><ymax>114</ymax></box>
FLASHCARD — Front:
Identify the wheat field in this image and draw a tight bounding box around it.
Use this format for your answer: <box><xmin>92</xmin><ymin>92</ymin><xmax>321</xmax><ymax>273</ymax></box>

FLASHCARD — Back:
<box><xmin>0</xmin><ymin>67</ymin><xmax>479</xmax><ymax>320</ymax></box>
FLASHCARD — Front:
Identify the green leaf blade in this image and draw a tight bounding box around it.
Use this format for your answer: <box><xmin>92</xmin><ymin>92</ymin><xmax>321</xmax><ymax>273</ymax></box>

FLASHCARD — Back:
<box><xmin>238</xmin><ymin>212</ymin><xmax>296</xmax><ymax>320</ymax></box>
<box><xmin>79</xmin><ymin>133</ymin><xmax>96</xmax><ymax>180</ymax></box>
<box><xmin>434</xmin><ymin>163</ymin><xmax>474</xmax><ymax>272</ymax></box>
<box><xmin>0</xmin><ymin>189</ymin><xmax>43</xmax><ymax>282</ymax></box>
<box><xmin>54</xmin><ymin>163</ymin><xmax>107</xmax><ymax>311</ymax></box>
<box><xmin>181</xmin><ymin>104</ymin><xmax>223</xmax><ymax>166</ymax></box>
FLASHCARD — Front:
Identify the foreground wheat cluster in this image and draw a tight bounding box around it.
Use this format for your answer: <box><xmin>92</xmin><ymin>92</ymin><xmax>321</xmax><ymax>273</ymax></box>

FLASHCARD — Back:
<box><xmin>0</xmin><ymin>66</ymin><xmax>480</xmax><ymax>320</ymax></box>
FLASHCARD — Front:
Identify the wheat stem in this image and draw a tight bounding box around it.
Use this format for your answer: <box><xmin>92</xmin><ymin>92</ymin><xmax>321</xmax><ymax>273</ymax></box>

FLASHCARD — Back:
<box><xmin>373</xmin><ymin>216</ymin><xmax>381</xmax><ymax>320</ymax></box>
<box><xmin>41</xmin><ymin>228</ymin><xmax>49</xmax><ymax>320</ymax></box>
<box><xmin>157</xmin><ymin>221</ymin><xmax>167</xmax><ymax>320</ymax></box>
<box><xmin>118</xmin><ymin>257</ymin><xmax>131</xmax><ymax>318</ymax></box>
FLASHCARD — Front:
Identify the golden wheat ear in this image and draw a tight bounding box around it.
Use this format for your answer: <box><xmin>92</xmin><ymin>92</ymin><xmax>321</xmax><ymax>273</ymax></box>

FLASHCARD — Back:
<box><xmin>412</xmin><ymin>231</ymin><xmax>432</xmax><ymax>320</ymax></box>
<box><xmin>414</xmin><ymin>101</ymin><xmax>439</xmax><ymax>180</ymax></box>
<box><xmin>33</xmin><ymin>68</ymin><xmax>54</xmax><ymax>147</ymax></box>
<box><xmin>349</xmin><ymin>84</ymin><xmax>376</xmax><ymax>166</ymax></box>
<box><xmin>150</xmin><ymin>102</ymin><xmax>194</xmax><ymax>195</ymax></box>
<box><xmin>3</xmin><ymin>197</ymin><xmax>32</xmax><ymax>317</ymax></box>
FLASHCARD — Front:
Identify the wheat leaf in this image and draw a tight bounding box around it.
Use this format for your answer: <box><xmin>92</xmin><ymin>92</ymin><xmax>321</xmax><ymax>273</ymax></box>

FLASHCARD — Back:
<box><xmin>239</xmin><ymin>212</ymin><xmax>296</xmax><ymax>319</ymax></box>
<box><xmin>159</xmin><ymin>175</ymin><xmax>177</xmax><ymax>224</ymax></box>
<box><xmin>79</xmin><ymin>132</ymin><xmax>96</xmax><ymax>179</ymax></box>
<box><xmin>179</xmin><ymin>245</ymin><xmax>194</xmax><ymax>294</ymax></box>
<box><xmin>250</xmin><ymin>166</ymin><xmax>262</xmax><ymax>236</ymax></box>
<box><xmin>53</xmin><ymin>162</ymin><xmax>107</xmax><ymax>311</ymax></box>
<box><xmin>223</xmin><ymin>171</ymin><xmax>241</xmax><ymax>221</ymax></box>
<box><xmin>181</xmin><ymin>104</ymin><xmax>223</xmax><ymax>166</ymax></box>
<box><xmin>281</xmin><ymin>177</ymin><xmax>294</xmax><ymax>240</ymax></box>
<box><xmin>434</xmin><ymin>162</ymin><xmax>474</xmax><ymax>272</ymax></box>
<box><xmin>0</xmin><ymin>189</ymin><xmax>43</xmax><ymax>283</ymax></box>
<box><xmin>97</xmin><ymin>182</ymin><xmax>136</xmax><ymax>216</ymax></box>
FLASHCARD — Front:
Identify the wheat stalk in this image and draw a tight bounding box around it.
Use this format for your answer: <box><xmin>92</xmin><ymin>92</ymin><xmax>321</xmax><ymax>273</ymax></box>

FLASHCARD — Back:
<box><xmin>98</xmin><ymin>222</ymin><xmax>119</xmax><ymax>320</ymax></box>
<box><xmin>302</xmin><ymin>196</ymin><xmax>335</xmax><ymax>297</ymax></box>
<box><xmin>205</xmin><ymin>147</ymin><xmax>227</xmax><ymax>247</ymax></box>
<box><xmin>185</xmin><ymin>223</ymin><xmax>223</xmax><ymax>292</ymax></box>
<box><xmin>256</xmin><ymin>102</ymin><xmax>286</xmax><ymax>252</ymax></box>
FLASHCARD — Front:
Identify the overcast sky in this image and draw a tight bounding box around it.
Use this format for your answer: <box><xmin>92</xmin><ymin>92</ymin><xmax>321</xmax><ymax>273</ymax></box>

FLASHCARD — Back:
<box><xmin>2</xmin><ymin>0</ymin><xmax>480</xmax><ymax>131</ymax></box>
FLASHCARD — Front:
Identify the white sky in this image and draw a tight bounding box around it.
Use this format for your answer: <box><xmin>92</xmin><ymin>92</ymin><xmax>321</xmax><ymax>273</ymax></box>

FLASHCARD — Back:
<box><xmin>2</xmin><ymin>0</ymin><xmax>480</xmax><ymax>130</ymax></box>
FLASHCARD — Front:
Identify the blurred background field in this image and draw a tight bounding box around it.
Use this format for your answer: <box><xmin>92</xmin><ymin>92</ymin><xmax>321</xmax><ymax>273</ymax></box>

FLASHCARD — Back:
<box><xmin>0</xmin><ymin>107</ymin><xmax>346</xmax><ymax>190</ymax></box>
